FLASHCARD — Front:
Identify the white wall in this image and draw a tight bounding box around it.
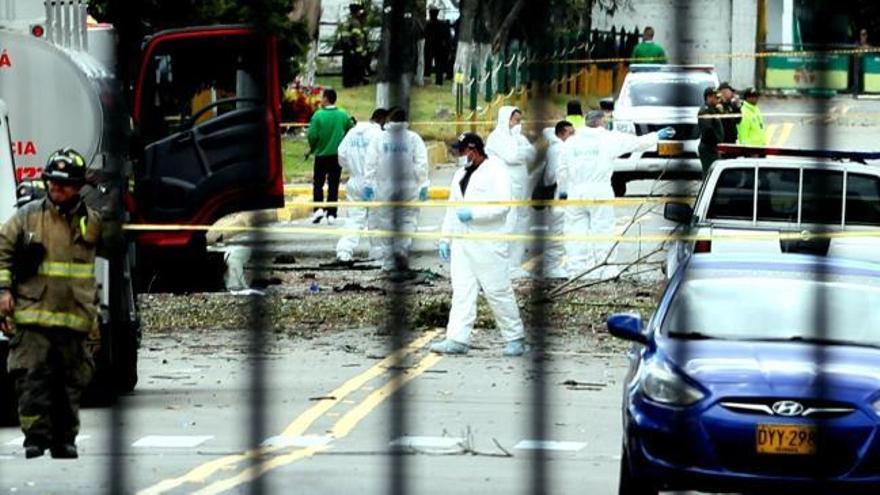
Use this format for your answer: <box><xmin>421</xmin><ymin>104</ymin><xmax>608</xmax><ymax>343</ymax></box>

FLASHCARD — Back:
<box><xmin>591</xmin><ymin>0</ymin><xmax>758</xmax><ymax>89</ymax></box>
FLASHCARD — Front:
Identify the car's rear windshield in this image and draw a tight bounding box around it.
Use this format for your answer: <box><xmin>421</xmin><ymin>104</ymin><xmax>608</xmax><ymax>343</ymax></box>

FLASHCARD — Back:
<box><xmin>621</xmin><ymin>79</ymin><xmax>711</xmax><ymax>107</ymax></box>
<box><xmin>662</xmin><ymin>271</ymin><xmax>880</xmax><ymax>345</ymax></box>
<box><xmin>705</xmin><ymin>166</ymin><xmax>880</xmax><ymax>226</ymax></box>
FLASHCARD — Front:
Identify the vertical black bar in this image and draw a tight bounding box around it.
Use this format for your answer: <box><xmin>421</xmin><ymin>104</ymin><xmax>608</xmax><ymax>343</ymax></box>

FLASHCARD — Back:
<box><xmin>808</xmin><ymin>7</ymin><xmax>832</xmax><ymax>492</ymax></box>
<box><xmin>245</xmin><ymin>4</ymin><xmax>272</xmax><ymax>494</ymax></box>
<box><xmin>383</xmin><ymin>2</ymin><xmax>411</xmax><ymax>495</ymax></box>
<box><xmin>526</xmin><ymin>4</ymin><xmax>553</xmax><ymax>494</ymax></box>
<box><xmin>668</xmin><ymin>3</ymin><xmax>692</xmax><ymax>495</ymax></box>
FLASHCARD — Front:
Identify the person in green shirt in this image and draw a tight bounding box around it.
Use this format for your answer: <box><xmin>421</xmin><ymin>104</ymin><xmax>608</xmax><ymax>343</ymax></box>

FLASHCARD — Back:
<box><xmin>631</xmin><ymin>26</ymin><xmax>667</xmax><ymax>63</ymax></box>
<box><xmin>308</xmin><ymin>88</ymin><xmax>354</xmax><ymax>223</ymax></box>
<box><xmin>737</xmin><ymin>87</ymin><xmax>768</xmax><ymax>146</ymax></box>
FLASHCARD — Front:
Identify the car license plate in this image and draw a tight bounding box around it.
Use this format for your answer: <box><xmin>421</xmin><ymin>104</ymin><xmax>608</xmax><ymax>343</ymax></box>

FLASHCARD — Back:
<box><xmin>658</xmin><ymin>142</ymin><xmax>683</xmax><ymax>156</ymax></box>
<box><xmin>756</xmin><ymin>424</ymin><xmax>817</xmax><ymax>455</ymax></box>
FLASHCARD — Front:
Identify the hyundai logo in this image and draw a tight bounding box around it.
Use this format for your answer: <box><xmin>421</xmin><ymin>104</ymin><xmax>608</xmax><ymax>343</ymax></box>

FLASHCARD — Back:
<box><xmin>771</xmin><ymin>400</ymin><xmax>805</xmax><ymax>417</ymax></box>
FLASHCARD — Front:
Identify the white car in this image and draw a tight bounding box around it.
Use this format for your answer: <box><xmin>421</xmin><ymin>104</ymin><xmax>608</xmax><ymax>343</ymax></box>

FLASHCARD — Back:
<box><xmin>611</xmin><ymin>65</ymin><xmax>719</xmax><ymax>196</ymax></box>
<box><xmin>664</xmin><ymin>146</ymin><xmax>880</xmax><ymax>277</ymax></box>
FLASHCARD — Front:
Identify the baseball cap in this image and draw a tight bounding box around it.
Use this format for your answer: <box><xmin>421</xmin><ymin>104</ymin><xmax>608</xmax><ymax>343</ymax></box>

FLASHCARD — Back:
<box><xmin>743</xmin><ymin>87</ymin><xmax>759</xmax><ymax>98</ymax></box>
<box><xmin>451</xmin><ymin>132</ymin><xmax>485</xmax><ymax>153</ymax></box>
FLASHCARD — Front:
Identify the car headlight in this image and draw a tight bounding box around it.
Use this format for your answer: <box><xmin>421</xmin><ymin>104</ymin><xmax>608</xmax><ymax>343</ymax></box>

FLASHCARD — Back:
<box><xmin>640</xmin><ymin>360</ymin><xmax>705</xmax><ymax>406</ymax></box>
<box><xmin>613</xmin><ymin>120</ymin><xmax>636</xmax><ymax>134</ymax></box>
<box><xmin>872</xmin><ymin>398</ymin><xmax>880</xmax><ymax>416</ymax></box>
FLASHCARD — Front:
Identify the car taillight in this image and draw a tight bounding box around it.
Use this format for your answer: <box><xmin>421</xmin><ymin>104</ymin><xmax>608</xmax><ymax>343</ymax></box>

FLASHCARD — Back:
<box><xmin>694</xmin><ymin>240</ymin><xmax>712</xmax><ymax>253</ymax></box>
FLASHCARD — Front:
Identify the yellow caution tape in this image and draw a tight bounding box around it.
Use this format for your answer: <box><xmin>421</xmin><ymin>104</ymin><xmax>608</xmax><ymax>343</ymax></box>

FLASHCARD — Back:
<box><xmin>283</xmin><ymin>197</ymin><xmax>694</xmax><ymax>209</ymax></box>
<box><xmin>553</xmin><ymin>46</ymin><xmax>880</xmax><ymax>66</ymax></box>
<box><xmin>123</xmin><ymin>222</ymin><xmax>880</xmax><ymax>244</ymax></box>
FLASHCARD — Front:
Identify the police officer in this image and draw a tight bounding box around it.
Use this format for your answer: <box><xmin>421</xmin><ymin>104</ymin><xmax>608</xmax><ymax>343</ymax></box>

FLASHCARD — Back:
<box><xmin>717</xmin><ymin>82</ymin><xmax>741</xmax><ymax>144</ymax></box>
<box><xmin>424</xmin><ymin>5</ymin><xmax>451</xmax><ymax>86</ymax></box>
<box><xmin>697</xmin><ymin>87</ymin><xmax>725</xmax><ymax>175</ymax></box>
<box><xmin>0</xmin><ymin>149</ymin><xmax>101</xmax><ymax>459</ymax></box>
<box><xmin>339</xmin><ymin>1</ymin><xmax>370</xmax><ymax>88</ymax></box>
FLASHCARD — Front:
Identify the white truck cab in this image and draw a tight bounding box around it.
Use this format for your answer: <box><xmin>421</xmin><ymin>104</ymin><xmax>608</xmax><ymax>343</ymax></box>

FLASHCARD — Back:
<box><xmin>611</xmin><ymin>65</ymin><xmax>719</xmax><ymax>196</ymax></box>
<box><xmin>664</xmin><ymin>146</ymin><xmax>880</xmax><ymax>277</ymax></box>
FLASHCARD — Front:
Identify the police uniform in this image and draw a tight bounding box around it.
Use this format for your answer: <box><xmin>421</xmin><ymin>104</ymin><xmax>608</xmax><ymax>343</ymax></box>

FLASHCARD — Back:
<box><xmin>0</xmin><ymin>149</ymin><xmax>100</xmax><ymax>459</ymax></box>
<box><xmin>698</xmin><ymin>103</ymin><xmax>725</xmax><ymax>175</ymax></box>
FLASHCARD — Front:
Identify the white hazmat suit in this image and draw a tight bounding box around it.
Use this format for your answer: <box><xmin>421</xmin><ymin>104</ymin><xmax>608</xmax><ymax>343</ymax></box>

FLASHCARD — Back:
<box><xmin>538</xmin><ymin>127</ymin><xmax>568</xmax><ymax>278</ymax></box>
<box><xmin>485</xmin><ymin>106</ymin><xmax>536</xmax><ymax>277</ymax></box>
<box><xmin>441</xmin><ymin>155</ymin><xmax>525</xmax><ymax>345</ymax></box>
<box><xmin>364</xmin><ymin>122</ymin><xmax>429</xmax><ymax>270</ymax></box>
<box><xmin>560</xmin><ymin>127</ymin><xmax>660</xmax><ymax>277</ymax></box>
<box><xmin>336</xmin><ymin>121</ymin><xmax>383</xmax><ymax>261</ymax></box>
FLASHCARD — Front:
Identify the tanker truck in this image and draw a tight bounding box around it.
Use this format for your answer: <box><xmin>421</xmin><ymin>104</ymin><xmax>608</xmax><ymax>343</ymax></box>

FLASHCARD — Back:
<box><xmin>0</xmin><ymin>0</ymin><xmax>284</xmax><ymax>422</ymax></box>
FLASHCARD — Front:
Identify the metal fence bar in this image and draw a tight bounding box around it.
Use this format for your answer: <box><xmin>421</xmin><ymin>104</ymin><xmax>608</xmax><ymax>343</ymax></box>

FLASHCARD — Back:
<box><xmin>810</xmin><ymin>9</ymin><xmax>833</xmax><ymax>492</ymax></box>
<box><xmin>384</xmin><ymin>2</ymin><xmax>412</xmax><ymax>495</ymax></box>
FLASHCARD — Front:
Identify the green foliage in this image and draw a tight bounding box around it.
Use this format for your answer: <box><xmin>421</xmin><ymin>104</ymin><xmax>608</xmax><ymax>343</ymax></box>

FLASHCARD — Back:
<box><xmin>88</xmin><ymin>0</ymin><xmax>310</xmax><ymax>83</ymax></box>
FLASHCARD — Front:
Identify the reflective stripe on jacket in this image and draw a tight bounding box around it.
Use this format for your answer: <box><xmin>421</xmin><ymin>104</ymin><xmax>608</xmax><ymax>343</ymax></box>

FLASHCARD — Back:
<box><xmin>737</xmin><ymin>101</ymin><xmax>768</xmax><ymax>146</ymax></box>
<box><xmin>0</xmin><ymin>198</ymin><xmax>101</xmax><ymax>333</ymax></box>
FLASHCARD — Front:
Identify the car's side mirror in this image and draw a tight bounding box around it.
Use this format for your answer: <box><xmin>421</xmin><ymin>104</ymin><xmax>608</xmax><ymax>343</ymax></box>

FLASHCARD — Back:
<box><xmin>607</xmin><ymin>313</ymin><xmax>648</xmax><ymax>345</ymax></box>
<box><xmin>664</xmin><ymin>202</ymin><xmax>693</xmax><ymax>224</ymax></box>
<box><xmin>600</xmin><ymin>97</ymin><xmax>614</xmax><ymax>112</ymax></box>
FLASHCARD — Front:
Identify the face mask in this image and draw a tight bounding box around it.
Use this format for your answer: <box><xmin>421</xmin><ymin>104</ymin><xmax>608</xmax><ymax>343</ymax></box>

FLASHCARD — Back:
<box><xmin>511</xmin><ymin>124</ymin><xmax>522</xmax><ymax>135</ymax></box>
<box><xmin>457</xmin><ymin>155</ymin><xmax>471</xmax><ymax>167</ymax></box>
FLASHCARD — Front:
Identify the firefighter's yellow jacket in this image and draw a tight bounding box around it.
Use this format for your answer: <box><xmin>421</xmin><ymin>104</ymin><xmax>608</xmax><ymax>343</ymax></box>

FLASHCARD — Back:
<box><xmin>0</xmin><ymin>198</ymin><xmax>101</xmax><ymax>333</ymax></box>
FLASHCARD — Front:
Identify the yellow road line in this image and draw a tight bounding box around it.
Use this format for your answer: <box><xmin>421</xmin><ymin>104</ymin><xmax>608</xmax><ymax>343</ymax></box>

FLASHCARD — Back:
<box><xmin>765</xmin><ymin>124</ymin><xmax>779</xmax><ymax>145</ymax></box>
<box><xmin>773</xmin><ymin>123</ymin><xmax>794</xmax><ymax>147</ymax></box>
<box><xmin>193</xmin><ymin>352</ymin><xmax>445</xmax><ymax>495</ymax></box>
<box><xmin>137</xmin><ymin>330</ymin><xmax>440</xmax><ymax>495</ymax></box>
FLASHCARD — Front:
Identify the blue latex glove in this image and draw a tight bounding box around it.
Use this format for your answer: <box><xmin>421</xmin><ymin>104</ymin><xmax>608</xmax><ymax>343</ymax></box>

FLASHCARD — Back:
<box><xmin>456</xmin><ymin>208</ymin><xmax>474</xmax><ymax>223</ymax></box>
<box><xmin>559</xmin><ymin>192</ymin><xmax>568</xmax><ymax>200</ymax></box>
<box><xmin>362</xmin><ymin>186</ymin><xmax>375</xmax><ymax>201</ymax></box>
<box><xmin>438</xmin><ymin>241</ymin><xmax>451</xmax><ymax>262</ymax></box>
<box><xmin>658</xmin><ymin>127</ymin><xmax>676</xmax><ymax>140</ymax></box>
<box><xmin>419</xmin><ymin>186</ymin><xmax>429</xmax><ymax>201</ymax></box>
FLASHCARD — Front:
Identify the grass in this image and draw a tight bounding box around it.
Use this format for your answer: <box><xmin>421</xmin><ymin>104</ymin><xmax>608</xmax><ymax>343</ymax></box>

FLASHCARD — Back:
<box><xmin>281</xmin><ymin>76</ymin><xmax>601</xmax><ymax>183</ymax></box>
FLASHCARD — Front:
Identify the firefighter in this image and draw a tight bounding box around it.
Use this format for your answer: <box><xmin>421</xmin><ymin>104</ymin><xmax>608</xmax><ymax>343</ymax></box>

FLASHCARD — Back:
<box><xmin>339</xmin><ymin>1</ymin><xmax>370</xmax><ymax>88</ymax></box>
<box><xmin>0</xmin><ymin>149</ymin><xmax>101</xmax><ymax>459</ymax></box>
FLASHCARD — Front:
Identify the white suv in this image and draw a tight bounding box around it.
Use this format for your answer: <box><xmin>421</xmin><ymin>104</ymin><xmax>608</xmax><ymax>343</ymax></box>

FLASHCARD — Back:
<box><xmin>611</xmin><ymin>65</ymin><xmax>719</xmax><ymax>196</ymax></box>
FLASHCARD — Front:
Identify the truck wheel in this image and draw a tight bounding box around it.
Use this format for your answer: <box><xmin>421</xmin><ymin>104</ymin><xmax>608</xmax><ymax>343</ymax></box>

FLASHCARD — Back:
<box><xmin>109</xmin><ymin>251</ymin><xmax>139</xmax><ymax>394</ymax></box>
<box><xmin>612</xmin><ymin>176</ymin><xmax>628</xmax><ymax>197</ymax></box>
<box><xmin>111</xmin><ymin>320</ymin><xmax>139</xmax><ymax>394</ymax></box>
<box><xmin>618</xmin><ymin>447</ymin><xmax>658</xmax><ymax>495</ymax></box>
<box><xmin>0</xmin><ymin>340</ymin><xmax>18</xmax><ymax>426</ymax></box>
<box><xmin>84</xmin><ymin>251</ymin><xmax>140</xmax><ymax>404</ymax></box>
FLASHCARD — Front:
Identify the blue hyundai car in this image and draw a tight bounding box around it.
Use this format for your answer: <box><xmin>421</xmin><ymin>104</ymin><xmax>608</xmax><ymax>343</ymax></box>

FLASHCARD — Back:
<box><xmin>609</xmin><ymin>254</ymin><xmax>880</xmax><ymax>495</ymax></box>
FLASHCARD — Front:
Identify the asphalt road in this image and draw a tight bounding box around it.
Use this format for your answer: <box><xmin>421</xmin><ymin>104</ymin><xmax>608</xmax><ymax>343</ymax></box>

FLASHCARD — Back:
<box><xmin>2</xmin><ymin>96</ymin><xmax>880</xmax><ymax>494</ymax></box>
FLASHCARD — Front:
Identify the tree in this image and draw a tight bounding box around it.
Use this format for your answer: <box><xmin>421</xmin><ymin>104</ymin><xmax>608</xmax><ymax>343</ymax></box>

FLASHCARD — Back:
<box><xmin>88</xmin><ymin>0</ymin><xmax>311</xmax><ymax>97</ymax></box>
<box><xmin>451</xmin><ymin>0</ymin><xmax>626</xmax><ymax>94</ymax></box>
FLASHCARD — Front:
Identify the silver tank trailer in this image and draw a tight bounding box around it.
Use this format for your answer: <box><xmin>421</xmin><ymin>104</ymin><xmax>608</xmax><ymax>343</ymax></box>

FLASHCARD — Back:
<box><xmin>0</xmin><ymin>0</ymin><xmax>128</xmax><ymax>182</ymax></box>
